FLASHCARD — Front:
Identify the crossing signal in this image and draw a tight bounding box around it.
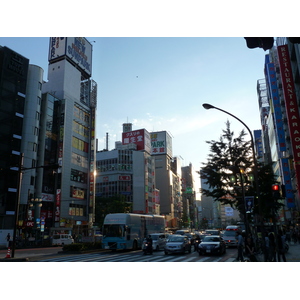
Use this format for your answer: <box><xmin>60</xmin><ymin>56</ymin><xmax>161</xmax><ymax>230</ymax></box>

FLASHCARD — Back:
<box><xmin>272</xmin><ymin>184</ymin><xmax>280</xmax><ymax>200</ymax></box>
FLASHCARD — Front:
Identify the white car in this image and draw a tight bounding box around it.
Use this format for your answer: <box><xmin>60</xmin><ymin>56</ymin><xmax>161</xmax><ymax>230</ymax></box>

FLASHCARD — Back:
<box><xmin>147</xmin><ymin>233</ymin><xmax>168</xmax><ymax>251</ymax></box>
<box><xmin>51</xmin><ymin>234</ymin><xmax>74</xmax><ymax>246</ymax></box>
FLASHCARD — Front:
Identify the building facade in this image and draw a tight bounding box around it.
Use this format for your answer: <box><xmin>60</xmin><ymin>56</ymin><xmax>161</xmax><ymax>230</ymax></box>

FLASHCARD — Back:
<box><xmin>0</xmin><ymin>46</ymin><xmax>29</xmax><ymax>230</ymax></box>
<box><xmin>42</xmin><ymin>37</ymin><xmax>97</xmax><ymax>235</ymax></box>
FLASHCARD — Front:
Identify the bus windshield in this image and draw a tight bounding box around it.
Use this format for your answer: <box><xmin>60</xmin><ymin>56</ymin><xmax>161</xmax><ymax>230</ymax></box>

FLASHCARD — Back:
<box><xmin>103</xmin><ymin>225</ymin><xmax>124</xmax><ymax>237</ymax></box>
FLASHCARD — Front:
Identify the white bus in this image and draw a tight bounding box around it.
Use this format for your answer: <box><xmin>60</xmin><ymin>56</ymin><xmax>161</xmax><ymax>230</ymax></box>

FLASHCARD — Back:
<box><xmin>102</xmin><ymin>213</ymin><xmax>165</xmax><ymax>250</ymax></box>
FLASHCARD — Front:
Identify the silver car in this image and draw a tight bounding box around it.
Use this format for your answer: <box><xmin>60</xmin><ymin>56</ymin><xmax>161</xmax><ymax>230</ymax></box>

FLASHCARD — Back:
<box><xmin>164</xmin><ymin>234</ymin><xmax>192</xmax><ymax>255</ymax></box>
<box><xmin>148</xmin><ymin>233</ymin><xmax>168</xmax><ymax>251</ymax></box>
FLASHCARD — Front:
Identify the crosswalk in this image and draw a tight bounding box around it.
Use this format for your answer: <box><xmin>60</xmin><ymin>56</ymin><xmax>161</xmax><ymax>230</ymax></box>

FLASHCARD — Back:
<box><xmin>35</xmin><ymin>252</ymin><xmax>237</xmax><ymax>262</ymax></box>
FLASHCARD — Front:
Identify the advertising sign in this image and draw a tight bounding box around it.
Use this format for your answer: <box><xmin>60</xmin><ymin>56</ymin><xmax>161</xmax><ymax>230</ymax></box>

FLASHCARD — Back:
<box><xmin>48</xmin><ymin>37</ymin><xmax>92</xmax><ymax>76</ymax></box>
<box><xmin>266</xmin><ymin>61</ymin><xmax>287</xmax><ymax>152</ymax></box>
<box><xmin>225</xmin><ymin>207</ymin><xmax>233</xmax><ymax>216</ymax></box>
<box><xmin>281</xmin><ymin>158</ymin><xmax>295</xmax><ymax>208</ymax></box>
<box><xmin>150</xmin><ymin>131</ymin><xmax>172</xmax><ymax>157</ymax></box>
<box><xmin>278</xmin><ymin>45</ymin><xmax>300</xmax><ymax>199</ymax></box>
<box><xmin>55</xmin><ymin>189</ymin><xmax>61</xmax><ymax>222</ymax></box>
<box><xmin>122</xmin><ymin>129</ymin><xmax>151</xmax><ymax>153</ymax></box>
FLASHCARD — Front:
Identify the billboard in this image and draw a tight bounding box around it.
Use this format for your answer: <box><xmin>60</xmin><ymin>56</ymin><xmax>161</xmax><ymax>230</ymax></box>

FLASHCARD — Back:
<box><xmin>49</xmin><ymin>37</ymin><xmax>92</xmax><ymax>76</ymax></box>
<box><xmin>122</xmin><ymin>129</ymin><xmax>151</xmax><ymax>153</ymax></box>
<box><xmin>278</xmin><ymin>45</ymin><xmax>300</xmax><ymax>200</ymax></box>
<box><xmin>150</xmin><ymin>131</ymin><xmax>172</xmax><ymax>157</ymax></box>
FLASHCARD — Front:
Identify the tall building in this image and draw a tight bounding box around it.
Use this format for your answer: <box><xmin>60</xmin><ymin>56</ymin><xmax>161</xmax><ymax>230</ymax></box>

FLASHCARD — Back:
<box><xmin>0</xmin><ymin>46</ymin><xmax>29</xmax><ymax>230</ymax></box>
<box><xmin>151</xmin><ymin>131</ymin><xmax>179</xmax><ymax>227</ymax></box>
<box><xmin>181</xmin><ymin>163</ymin><xmax>196</xmax><ymax>228</ymax></box>
<box><xmin>42</xmin><ymin>37</ymin><xmax>97</xmax><ymax>236</ymax></box>
<box><xmin>96</xmin><ymin>125</ymin><xmax>157</xmax><ymax>215</ymax></box>
<box><xmin>257</xmin><ymin>38</ymin><xmax>300</xmax><ymax>226</ymax></box>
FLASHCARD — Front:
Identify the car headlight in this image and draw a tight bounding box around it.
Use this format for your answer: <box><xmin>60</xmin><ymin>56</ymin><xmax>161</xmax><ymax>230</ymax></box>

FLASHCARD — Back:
<box><xmin>199</xmin><ymin>244</ymin><xmax>203</xmax><ymax>248</ymax></box>
<box><xmin>215</xmin><ymin>244</ymin><xmax>220</xmax><ymax>248</ymax></box>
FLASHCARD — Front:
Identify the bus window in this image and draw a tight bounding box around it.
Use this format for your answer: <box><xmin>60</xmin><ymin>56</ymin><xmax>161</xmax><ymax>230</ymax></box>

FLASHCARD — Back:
<box><xmin>103</xmin><ymin>225</ymin><xmax>124</xmax><ymax>237</ymax></box>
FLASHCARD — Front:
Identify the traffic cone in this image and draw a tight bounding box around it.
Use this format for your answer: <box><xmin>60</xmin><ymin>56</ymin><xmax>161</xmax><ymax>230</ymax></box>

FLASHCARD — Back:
<box><xmin>5</xmin><ymin>247</ymin><xmax>11</xmax><ymax>258</ymax></box>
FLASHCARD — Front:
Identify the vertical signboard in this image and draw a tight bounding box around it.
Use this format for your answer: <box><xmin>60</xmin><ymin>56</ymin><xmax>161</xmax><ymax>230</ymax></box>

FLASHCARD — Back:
<box><xmin>278</xmin><ymin>44</ymin><xmax>300</xmax><ymax>200</ymax></box>
<box><xmin>266</xmin><ymin>62</ymin><xmax>287</xmax><ymax>151</ymax></box>
<box><xmin>55</xmin><ymin>189</ymin><xmax>61</xmax><ymax>222</ymax></box>
<box><xmin>281</xmin><ymin>158</ymin><xmax>295</xmax><ymax>208</ymax></box>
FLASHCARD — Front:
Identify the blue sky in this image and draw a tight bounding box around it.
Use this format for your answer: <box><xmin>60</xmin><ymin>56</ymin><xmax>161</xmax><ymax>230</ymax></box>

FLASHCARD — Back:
<box><xmin>0</xmin><ymin>37</ymin><xmax>267</xmax><ymax>196</ymax></box>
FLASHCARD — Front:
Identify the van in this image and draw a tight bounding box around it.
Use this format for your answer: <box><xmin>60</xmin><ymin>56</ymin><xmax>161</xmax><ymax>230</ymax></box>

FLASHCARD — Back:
<box><xmin>222</xmin><ymin>226</ymin><xmax>241</xmax><ymax>247</ymax></box>
<box><xmin>52</xmin><ymin>234</ymin><xmax>74</xmax><ymax>246</ymax></box>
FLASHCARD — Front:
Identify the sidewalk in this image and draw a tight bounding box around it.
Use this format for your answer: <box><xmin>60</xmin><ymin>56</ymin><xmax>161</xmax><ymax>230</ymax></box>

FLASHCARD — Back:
<box><xmin>286</xmin><ymin>242</ymin><xmax>300</xmax><ymax>262</ymax></box>
<box><xmin>253</xmin><ymin>242</ymin><xmax>300</xmax><ymax>262</ymax></box>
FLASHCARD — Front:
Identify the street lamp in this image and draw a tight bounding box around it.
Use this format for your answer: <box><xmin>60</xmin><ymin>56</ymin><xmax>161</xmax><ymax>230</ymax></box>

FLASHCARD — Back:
<box><xmin>202</xmin><ymin>103</ymin><xmax>266</xmax><ymax>254</ymax></box>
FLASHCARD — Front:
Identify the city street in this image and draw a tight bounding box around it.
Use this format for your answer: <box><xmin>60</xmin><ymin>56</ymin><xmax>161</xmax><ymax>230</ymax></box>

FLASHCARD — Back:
<box><xmin>1</xmin><ymin>242</ymin><xmax>300</xmax><ymax>262</ymax></box>
<box><xmin>30</xmin><ymin>246</ymin><xmax>238</xmax><ymax>262</ymax></box>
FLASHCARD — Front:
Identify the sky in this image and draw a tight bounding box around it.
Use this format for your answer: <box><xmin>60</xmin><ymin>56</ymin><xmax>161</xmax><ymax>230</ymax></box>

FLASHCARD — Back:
<box><xmin>0</xmin><ymin>36</ymin><xmax>267</xmax><ymax>198</ymax></box>
<box><xmin>2</xmin><ymin>1</ymin><xmax>297</xmax><ymax>294</ymax></box>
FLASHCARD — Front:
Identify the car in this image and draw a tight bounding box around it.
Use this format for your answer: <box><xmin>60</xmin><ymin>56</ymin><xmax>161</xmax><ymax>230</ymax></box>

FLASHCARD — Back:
<box><xmin>205</xmin><ymin>229</ymin><xmax>221</xmax><ymax>236</ymax></box>
<box><xmin>147</xmin><ymin>233</ymin><xmax>168</xmax><ymax>251</ymax></box>
<box><xmin>184</xmin><ymin>232</ymin><xmax>197</xmax><ymax>245</ymax></box>
<box><xmin>51</xmin><ymin>234</ymin><xmax>74</xmax><ymax>246</ymax></box>
<box><xmin>164</xmin><ymin>234</ymin><xmax>192</xmax><ymax>255</ymax></box>
<box><xmin>175</xmin><ymin>229</ymin><xmax>190</xmax><ymax>235</ymax></box>
<box><xmin>222</xmin><ymin>229</ymin><xmax>238</xmax><ymax>247</ymax></box>
<box><xmin>198</xmin><ymin>235</ymin><xmax>226</xmax><ymax>255</ymax></box>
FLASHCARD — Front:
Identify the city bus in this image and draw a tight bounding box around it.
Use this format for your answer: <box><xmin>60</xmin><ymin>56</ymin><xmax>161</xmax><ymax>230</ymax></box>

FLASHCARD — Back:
<box><xmin>102</xmin><ymin>213</ymin><xmax>166</xmax><ymax>250</ymax></box>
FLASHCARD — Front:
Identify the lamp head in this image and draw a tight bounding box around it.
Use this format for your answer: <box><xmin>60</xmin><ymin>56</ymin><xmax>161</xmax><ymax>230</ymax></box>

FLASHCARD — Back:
<box><xmin>202</xmin><ymin>103</ymin><xmax>215</xmax><ymax>110</ymax></box>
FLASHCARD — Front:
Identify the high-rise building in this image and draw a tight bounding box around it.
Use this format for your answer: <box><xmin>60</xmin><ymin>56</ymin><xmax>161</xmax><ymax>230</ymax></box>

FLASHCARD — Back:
<box><xmin>42</xmin><ymin>37</ymin><xmax>97</xmax><ymax>236</ymax></box>
<box><xmin>0</xmin><ymin>46</ymin><xmax>29</xmax><ymax>230</ymax></box>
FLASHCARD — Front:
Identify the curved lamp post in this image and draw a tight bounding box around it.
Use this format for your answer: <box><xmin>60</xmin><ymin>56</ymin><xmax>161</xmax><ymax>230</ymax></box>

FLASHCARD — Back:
<box><xmin>202</xmin><ymin>103</ymin><xmax>266</xmax><ymax>257</ymax></box>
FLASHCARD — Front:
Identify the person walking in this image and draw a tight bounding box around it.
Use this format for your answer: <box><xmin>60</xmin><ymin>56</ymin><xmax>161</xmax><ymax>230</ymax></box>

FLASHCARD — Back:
<box><xmin>277</xmin><ymin>230</ymin><xmax>286</xmax><ymax>262</ymax></box>
<box><xmin>265</xmin><ymin>232</ymin><xmax>270</xmax><ymax>262</ymax></box>
<box><xmin>269</xmin><ymin>231</ymin><xmax>276</xmax><ymax>262</ymax></box>
<box><xmin>245</xmin><ymin>236</ymin><xmax>257</xmax><ymax>262</ymax></box>
<box><xmin>6</xmin><ymin>233</ymin><xmax>11</xmax><ymax>248</ymax></box>
<box><xmin>236</xmin><ymin>231</ymin><xmax>244</xmax><ymax>262</ymax></box>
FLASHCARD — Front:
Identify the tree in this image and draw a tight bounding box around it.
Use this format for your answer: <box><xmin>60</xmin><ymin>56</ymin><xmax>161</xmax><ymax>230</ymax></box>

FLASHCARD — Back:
<box><xmin>94</xmin><ymin>194</ymin><xmax>132</xmax><ymax>227</ymax></box>
<box><xmin>200</xmin><ymin>121</ymin><xmax>282</xmax><ymax>220</ymax></box>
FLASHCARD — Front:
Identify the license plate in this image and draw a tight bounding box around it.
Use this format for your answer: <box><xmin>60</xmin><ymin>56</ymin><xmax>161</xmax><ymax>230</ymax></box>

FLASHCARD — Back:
<box><xmin>206</xmin><ymin>250</ymin><xmax>211</xmax><ymax>253</ymax></box>
<box><xmin>105</xmin><ymin>246</ymin><xmax>110</xmax><ymax>249</ymax></box>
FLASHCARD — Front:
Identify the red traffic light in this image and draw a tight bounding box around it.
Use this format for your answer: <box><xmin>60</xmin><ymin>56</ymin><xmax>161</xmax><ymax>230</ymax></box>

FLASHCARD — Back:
<box><xmin>272</xmin><ymin>184</ymin><xmax>279</xmax><ymax>191</ymax></box>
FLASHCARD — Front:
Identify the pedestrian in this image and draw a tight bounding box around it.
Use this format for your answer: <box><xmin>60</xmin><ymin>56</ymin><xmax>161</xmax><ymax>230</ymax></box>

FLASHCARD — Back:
<box><xmin>236</xmin><ymin>231</ymin><xmax>244</xmax><ymax>262</ymax></box>
<box><xmin>268</xmin><ymin>231</ymin><xmax>276</xmax><ymax>262</ymax></box>
<box><xmin>6</xmin><ymin>232</ymin><xmax>11</xmax><ymax>248</ymax></box>
<box><xmin>265</xmin><ymin>232</ymin><xmax>270</xmax><ymax>261</ymax></box>
<box><xmin>292</xmin><ymin>228</ymin><xmax>297</xmax><ymax>244</ymax></box>
<box><xmin>277</xmin><ymin>230</ymin><xmax>286</xmax><ymax>262</ymax></box>
<box><xmin>285</xmin><ymin>227</ymin><xmax>291</xmax><ymax>244</ymax></box>
<box><xmin>245</xmin><ymin>236</ymin><xmax>257</xmax><ymax>262</ymax></box>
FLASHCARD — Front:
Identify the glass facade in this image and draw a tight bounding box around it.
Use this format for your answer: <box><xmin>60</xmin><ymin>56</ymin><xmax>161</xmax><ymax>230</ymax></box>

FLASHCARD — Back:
<box><xmin>0</xmin><ymin>47</ymin><xmax>29</xmax><ymax>226</ymax></box>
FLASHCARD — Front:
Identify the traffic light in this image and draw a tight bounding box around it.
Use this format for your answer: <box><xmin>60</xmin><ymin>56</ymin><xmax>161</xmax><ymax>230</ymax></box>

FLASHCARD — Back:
<box><xmin>244</xmin><ymin>37</ymin><xmax>274</xmax><ymax>51</ymax></box>
<box><xmin>272</xmin><ymin>184</ymin><xmax>280</xmax><ymax>200</ymax></box>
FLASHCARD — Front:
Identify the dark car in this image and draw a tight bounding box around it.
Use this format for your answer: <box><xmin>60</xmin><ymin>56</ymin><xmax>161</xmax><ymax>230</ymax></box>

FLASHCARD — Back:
<box><xmin>205</xmin><ymin>229</ymin><xmax>221</xmax><ymax>236</ymax></box>
<box><xmin>198</xmin><ymin>235</ymin><xmax>226</xmax><ymax>255</ymax></box>
<box><xmin>184</xmin><ymin>232</ymin><xmax>197</xmax><ymax>245</ymax></box>
<box><xmin>164</xmin><ymin>234</ymin><xmax>192</xmax><ymax>255</ymax></box>
<box><xmin>194</xmin><ymin>233</ymin><xmax>210</xmax><ymax>251</ymax></box>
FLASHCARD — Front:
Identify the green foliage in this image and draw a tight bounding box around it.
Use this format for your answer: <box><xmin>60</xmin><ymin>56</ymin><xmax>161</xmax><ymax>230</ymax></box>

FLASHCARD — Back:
<box><xmin>95</xmin><ymin>194</ymin><xmax>132</xmax><ymax>227</ymax></box>
<box><xmin>200</xmin><ymin>121</ymin><xmax>283</xmax><ymax>219</ymax></box>
<box><xmin>62</xmin><ymin>242</ymin><xmax>102</xmax><ymax>252</ymax></box>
